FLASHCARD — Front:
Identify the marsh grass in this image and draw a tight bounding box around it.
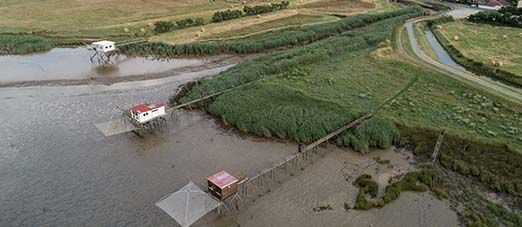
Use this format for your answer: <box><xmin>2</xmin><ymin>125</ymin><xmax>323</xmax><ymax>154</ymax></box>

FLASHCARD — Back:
<box><xmin>352</xmin><ymin>168</ymin><xmax>447</xmax><ymax>210</ymax></box>
<box><xmin>0</xmin><ymin>34</ymin><xmax>55</xmax><ymax>55</ymax></box>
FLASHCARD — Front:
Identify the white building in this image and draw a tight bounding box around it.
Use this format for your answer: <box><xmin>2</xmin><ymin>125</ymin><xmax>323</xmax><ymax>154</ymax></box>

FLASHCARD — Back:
<box><xmin>91</xmin><ymin>40</ymin><xmax>115</xmax><ymax>53</ymax></box>
<box><xmin>518</xmin><ymin>0</ymin><xmax>522</xmax><ymax>8</ymax></box>
<box><xmin>130</xmin><ymin>103</ymin><xmax>166</xmax><ymax>124</ymax></box>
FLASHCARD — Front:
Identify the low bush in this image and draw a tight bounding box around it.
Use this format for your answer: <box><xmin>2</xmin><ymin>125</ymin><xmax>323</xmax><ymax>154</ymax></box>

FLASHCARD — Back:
<box><xmin>353</xmin><ymin>169</ymin><xmax>445</xmax><ymax>210</ymax></box>
<box><xmin>176</xmin><ymin>18</ymin><xmax>204</xmax><ymax>28</ymax></box>
<box><xmin>154</xmin><ymin>21</ymin><xmax>175</xmax><ymax>33</ymax></box>
<box><xmin>468</xmin><ymin>8</ymin><xmax>522</xmax><ymax>28</ymax></box>
<box><xmin>353</xmin><ymin>174</ymin><xmax>379</xmax><ymax>210</ymax></box>
<box><xmin>212</xmin><ymin>9</ymin><xmax>243</xmax><ymax>23</ymax></box>
<box><xmin>0</xmin><ymin>34</ymin><xmax>55</xmax><ymax>55</ymax></box>
<box><xmin>354</xmin><ymin>174</ymin><xmax>379</xmax><ymax>197</ymax></box>
<box><xmin>378</xmin><ymin>168</ymin><xmax>444</xmax><ymax>207</ymax></box>
<box><xmin>243</xmin><ymin>1</ymin><xmax>290</xmax><ymax>16</ymax></box>
<box><xmin>154</xmin><ymin>18</ymin><xmax>205</xmax><ymax>33</ymax></box>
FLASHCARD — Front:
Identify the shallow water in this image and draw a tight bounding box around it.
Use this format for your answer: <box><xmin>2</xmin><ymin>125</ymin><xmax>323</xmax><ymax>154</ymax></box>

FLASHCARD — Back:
<box><xmin>0</xmin><ymin>48</ymin><xmax>208</xmax><ymax>83</ymax></box>
<box><xmin>0</xmin><ymin>67</ymin><xmax>296</xmax><ymax>226</ymax></box>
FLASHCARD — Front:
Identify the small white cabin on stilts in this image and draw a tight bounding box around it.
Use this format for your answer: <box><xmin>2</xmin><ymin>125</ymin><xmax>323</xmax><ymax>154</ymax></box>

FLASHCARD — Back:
<box><xmin>91</xmin><ymin>40</ymin><xmax>115</xmax><ymax>53</ymax></box>
<box><xmin>130</xmin><ymin>103</ymin><xmax>166</xmax><ymax>124</ymax></box>
<box><xmin>89</xmin><ymin>40</ymin><xmax>116</xmax><ymax>64</ymax></box>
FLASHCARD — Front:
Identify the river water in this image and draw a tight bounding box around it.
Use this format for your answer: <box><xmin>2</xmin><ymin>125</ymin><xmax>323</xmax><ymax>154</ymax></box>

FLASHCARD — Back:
<box><xmin>0</xmin><ymin>54</ymin><xmax>296</xmax><ymax>226</ymax></box>
<box><xmin>0</xmin><ymin>48</ymin><xmax>215</xmax><ymax>83</ymax></box>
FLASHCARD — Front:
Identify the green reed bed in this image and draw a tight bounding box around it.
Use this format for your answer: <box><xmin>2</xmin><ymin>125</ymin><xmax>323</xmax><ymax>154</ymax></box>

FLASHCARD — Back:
<box><xmin>0</xmin><ymin>34</ymin><xmax>55</xmax><ymax>55</ymax></box>
<box><xmin>178</xmin><ymin>12</ymin><xmax>421</xmax><ymax>147</ymax></box>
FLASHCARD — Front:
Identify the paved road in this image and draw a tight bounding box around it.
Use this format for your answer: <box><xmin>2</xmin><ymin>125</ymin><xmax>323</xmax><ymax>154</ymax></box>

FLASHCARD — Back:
<box><xmin>398</xmin><ymin>18</ymin><xmax>522</xmax><ymax>104</ymax></box>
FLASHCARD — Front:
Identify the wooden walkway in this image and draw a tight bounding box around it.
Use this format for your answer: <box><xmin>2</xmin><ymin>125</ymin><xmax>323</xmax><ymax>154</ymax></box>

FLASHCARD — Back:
<box><xmin>303</xmin><ymin>112</ymin><xmax>374</xmax><ymax>152</ymax></box>
<box><xmin>432</xmin><ymin>131</ymin><xmax>445</xmax><ymax>163</ymax></box>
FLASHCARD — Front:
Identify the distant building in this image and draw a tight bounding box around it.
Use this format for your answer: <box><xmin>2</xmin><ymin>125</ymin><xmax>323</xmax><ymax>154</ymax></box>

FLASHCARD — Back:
<box><xmin>477</xmin><ymin>0</ymin><xmax>510</xmax><ymax>10</ymax></box>
<box><xmin>518</xmin><ymin>0</ymin><xmax>522</xmax><ymax>8</ymax></box>
<box><xmin>130</xmin><ymin>103</ymin><xmax>166</xmax><ymax>124</ymax></box>
<box><xmin>207</xmin><ymin>171</ymin><xmax>238</xmax><ymax>201</ymax></box>
<box><xmin>91</xmin><ymin>40</ymin><xmax>115</xmax><ymax>53</ymax></box>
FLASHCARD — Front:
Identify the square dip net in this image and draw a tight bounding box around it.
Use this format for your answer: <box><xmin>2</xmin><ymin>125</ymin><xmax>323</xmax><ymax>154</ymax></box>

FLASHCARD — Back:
<box><xmin>156</xmin><ymin>181</ymin><xmax>221</xmax><ymax>227</ymax></box>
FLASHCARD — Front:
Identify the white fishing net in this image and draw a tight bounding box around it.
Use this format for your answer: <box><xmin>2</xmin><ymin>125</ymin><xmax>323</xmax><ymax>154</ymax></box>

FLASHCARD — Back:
<box><xmin>156</xmin><ymin>181</ymin><xmax>221</xmax><ymax>227</ymax></box>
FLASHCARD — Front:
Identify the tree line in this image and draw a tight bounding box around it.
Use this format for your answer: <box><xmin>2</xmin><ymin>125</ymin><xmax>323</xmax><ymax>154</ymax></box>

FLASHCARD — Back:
<box><xmin>468</xmin><ymin>7</ymin><xmax>522</xmax><ymax>28</ymax></box>
<box><xmin>212</xmin><ymin>1</ymin><xmax>290</xmax><ymax>22</ymax></box>
<box><xmin>154</xmin><ymin>18</ymin><xmax>204</xmax><ymax>33</ymax></box>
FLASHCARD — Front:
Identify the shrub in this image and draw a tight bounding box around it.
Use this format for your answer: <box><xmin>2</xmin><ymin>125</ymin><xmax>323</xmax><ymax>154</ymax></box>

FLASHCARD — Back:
<box><xmin>354</xmin><ymin>174</ymin><xmax>378</xmax><ymax>197</ymax></box>
<box><xmin>243</xmin><ymin>1</ymin><xmax>289</xmax><ymax>16</ymax></box>
<box><xmin>378</xmin><ymin>169</ymin><xmax>444</xmax><ymax>206</ymax></box>
<box><xmin>353</xmin><ymin>174</ymin><xmax>379</xmax><ymax>210</ymax></box>
<box><xmin>212</xmin><ymin>9</ymin><xmax>243</xmax><ymax>22</ymax></box>
<box><xmin>154</xmin><ymin>21</ymin><xmax>175</xmax><ymax>33</ymax></box>
<box><xmin>468</xmin><ymin>8</ymin><xmax>522</xmax><ymax>28</ymax></box>
<box><xmin>354</xmin><ymin>191</ymin><xmax>377</xmax><ymax>210</ymax></box>
<box><xmin>176</xmin><ymin>18</ymin><xmax>204</xmax><ymax>28</ymax></box>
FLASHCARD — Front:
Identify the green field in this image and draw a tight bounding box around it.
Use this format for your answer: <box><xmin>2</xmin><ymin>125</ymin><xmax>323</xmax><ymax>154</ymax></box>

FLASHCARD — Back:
<box><xmin>152</xmin><ymin>0</ymin><xmax>380</xmax><ymax>44</ymax></box>
<box><xmin>0</xmin><ymin>0</ymin><xmax>389</xmax><ymax>48</ymax></box>
<box><xmin>201</xmin><ymin>14</ymin><xmax>338</xmax><ymax>40</ymax></box>
<box><xmin>302</xmin><ymin>0</ymin><xmax>375</xmax><ymax>13</ymax></box>
<box><xmin>438</xmin><ymin>21</ymin><xmax>522</xmax><ymax>76</ymax></box>
<box><xmin>0</xmin><ymin>0</ymin><xmax>317</xmax><ymax>40</ymax></box>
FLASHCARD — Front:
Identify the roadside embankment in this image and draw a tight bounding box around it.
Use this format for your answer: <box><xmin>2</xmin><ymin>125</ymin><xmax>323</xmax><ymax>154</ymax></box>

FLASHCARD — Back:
<box><xmin>427</xmin><ymin>17</ymin><xmax>522</xmax><ymax>88</ymax></box>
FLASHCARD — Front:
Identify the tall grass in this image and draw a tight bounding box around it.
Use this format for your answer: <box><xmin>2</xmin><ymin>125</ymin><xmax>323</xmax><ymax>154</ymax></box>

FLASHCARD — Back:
<box><xmin>336</xmin><ymin>119</ymin><xmax>400</xmax><ymax>153</ymax></box>
<box><xmin>175</xmin><ymin>10</ymin><xmax>422</xmax><ymax>149</ymax></box>
<box><xmin>207</xmin><ymin>81</ymin><xmax>355</xmax><ymax>142</ymax></box>
<box><xmin>119</xmin><ymin>6</ymin><xmax>423</xmax><ymax>57</ymax></box>
<box><xmin>0</xmin><ymin>34</ymin><xmax>55</xmax><ymax>55</ymax></box>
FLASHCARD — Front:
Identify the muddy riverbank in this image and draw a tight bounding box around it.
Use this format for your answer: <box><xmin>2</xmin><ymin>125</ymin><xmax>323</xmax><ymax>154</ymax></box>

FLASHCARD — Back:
<box><xmin>0</xmin><ymin>67</ymin><xmax>298</xmax><ymax>226</ymax></box>
<box><xmin>223</xmin><ymin>148</ymin><xmax>459</xmax><ymax>227</ymax></box>
<box><xmin>0</xmin><ymin>48</ymin><xmax>258</xmax><ymax>87</ymax></box>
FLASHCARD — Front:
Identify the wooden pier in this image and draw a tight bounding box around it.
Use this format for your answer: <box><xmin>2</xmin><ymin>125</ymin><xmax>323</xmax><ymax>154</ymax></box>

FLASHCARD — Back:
<box><xmin>234</xmin><ymin>112</ymin><xmax>375</xmax><ymax>203</ymax></box>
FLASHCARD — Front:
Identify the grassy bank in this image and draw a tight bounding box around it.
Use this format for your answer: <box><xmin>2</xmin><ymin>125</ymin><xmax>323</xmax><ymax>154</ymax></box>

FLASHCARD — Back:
<box><xmin>0</xmin><ymin>34</ymin><xmax>55</xmax><ymax>55</ymax></box>
<box><xmin>119</xmin><ymin>6</ymin><xmax>423</xmax><ymax>57</ymax></box>
<box><xmin>174</xmin><ymin>6</ymin><xmax>521</xmax><ymax>200</ymax></box>
<box><xmin>429</xmin><ymin>19</ymin><xmax>522</xmax><ymax>87</ymax></box>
